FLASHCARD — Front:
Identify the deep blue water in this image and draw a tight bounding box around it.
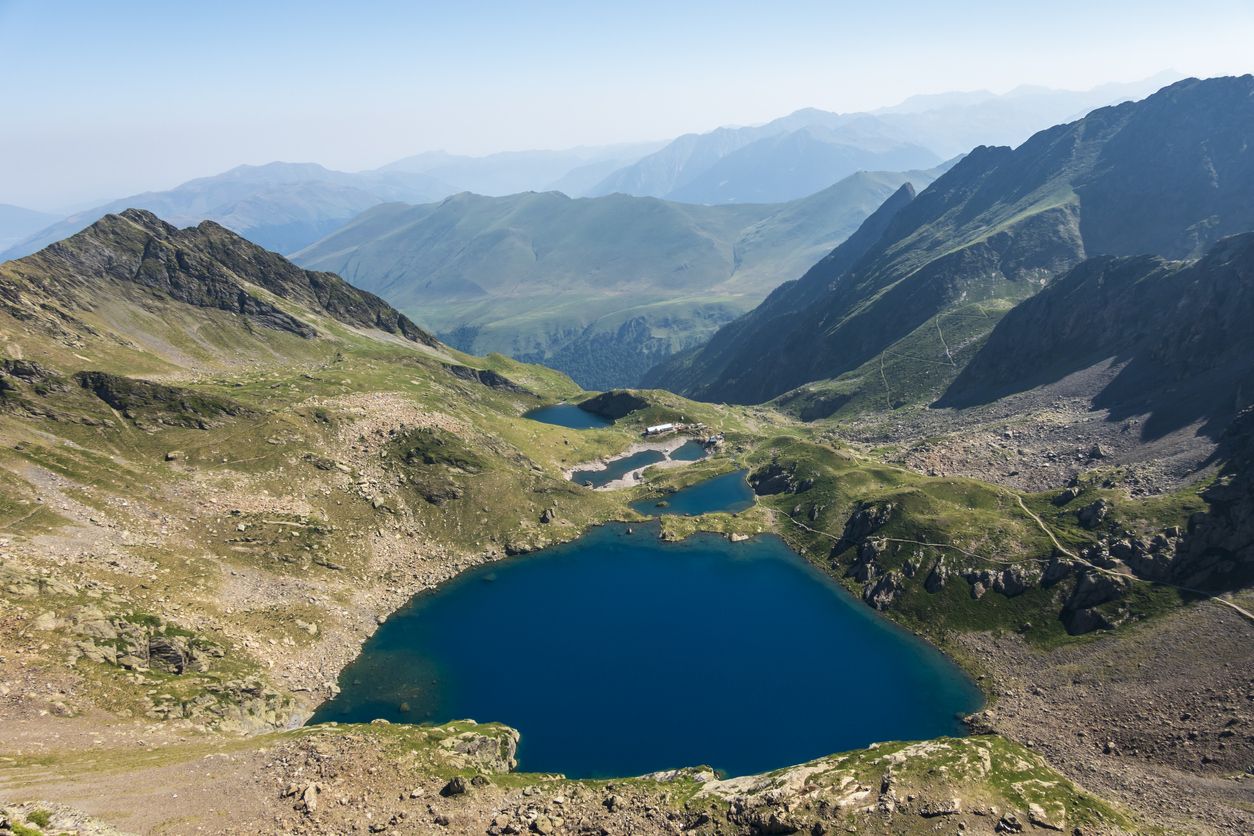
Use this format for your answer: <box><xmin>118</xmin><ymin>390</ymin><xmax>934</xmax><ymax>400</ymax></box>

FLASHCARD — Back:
<box><xmin>524</xmin><ymin>403</ymin><xmax>611</xmax><ymax>429</ymax></box>
<box><xmin>632</xmin><ymin>469</ymin><xmax>755</xmax><ymax>516</ymax></box>
<box><xmin>571</xmin><ymin>449</ymin><xmax>666</xmax><ymax>487</ymax></box>
<box><xmin>310</xmin><ymin>523</ymin><xmax>983</xmax><ymax>779</ymax></box>
<box><xmin>670</xmin><ymin>439</ymin><xmax>710</xmax><ymax>462</ymax></box>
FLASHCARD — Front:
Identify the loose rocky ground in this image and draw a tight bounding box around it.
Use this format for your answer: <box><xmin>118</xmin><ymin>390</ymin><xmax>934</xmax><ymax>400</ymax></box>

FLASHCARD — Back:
<box><xmin>1</xmin><ymin>721</ymin><xmax>1136</xmax><ymax>835</ymax></box>
<box><xmin>959</xmin><ymin>592</ymin><xmax>1254</xmax><ymax>834</ymax></box>
<box><xmin>834</xmin><ymin>362</ymin><xmax>1218</xmax><ymax>496</ymax></box>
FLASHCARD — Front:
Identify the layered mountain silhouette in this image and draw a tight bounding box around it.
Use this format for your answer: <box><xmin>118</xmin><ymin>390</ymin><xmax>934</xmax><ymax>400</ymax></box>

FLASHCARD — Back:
<box><xmin>379</xmin><ymin>143</ymin><xmax>664</xmax><ymax>196</ymax></box>
<box><xmin>0</xmin><ymin>203</ymin><xmax>59</xmax><ymax>252</ymax></box>
<box><xmin>590</xmin><ymin>74</ymin><xmax>1178</xmax><ymax>205</ymax></box>
<box><xmin>646</xmin><ymin>76</ymin><xmax>1254</xmax><ymax>413</ymax></box>
<box><xmin>294</xmin><ymin>167</ymin><xmax>947</xmax><ymax>388</ymax></box>
<box><xmin>2</xmin><ymin>163</ymin><xmax>456</xmax><ymax>260</ymax></box>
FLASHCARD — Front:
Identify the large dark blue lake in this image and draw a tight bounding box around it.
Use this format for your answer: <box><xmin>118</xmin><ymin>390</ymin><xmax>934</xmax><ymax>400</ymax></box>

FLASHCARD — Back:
<box><xmin>311</xmin><ymin>522</ymin><xmax>983</xmax><ymax>778</ymax></box>
<box><xmin>524</xmin><ymin>403</ymin><xmax>611</xmax><ymax>429</ymax></box>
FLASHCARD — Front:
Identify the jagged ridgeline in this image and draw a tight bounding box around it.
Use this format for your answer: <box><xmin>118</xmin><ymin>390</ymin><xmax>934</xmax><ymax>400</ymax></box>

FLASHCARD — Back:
<box><xmin>647</xmin><ymin>76</ymin><xmax>1254</xmax><ymax>416</ymax></box>
<box><xmin>0</xmin><ymin>208</ymin><xmax>437</xmax><ymax>365</ymax></box>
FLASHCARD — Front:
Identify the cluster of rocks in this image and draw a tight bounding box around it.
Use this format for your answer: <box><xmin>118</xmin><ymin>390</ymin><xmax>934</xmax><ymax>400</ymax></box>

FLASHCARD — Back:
<box><xmin>748</xmin><ymin>460</ymin><xmax>811</xmax><ymax>495</ymax></box>
<box><xmin>48</xmin><ymin>605</ymin><xmax>221</xmax><ymax>673</ymax></box>
<box><xmin>0</xmin><ymin>802</ymin><xmax>126</xmax><ymax>836</ymax></box>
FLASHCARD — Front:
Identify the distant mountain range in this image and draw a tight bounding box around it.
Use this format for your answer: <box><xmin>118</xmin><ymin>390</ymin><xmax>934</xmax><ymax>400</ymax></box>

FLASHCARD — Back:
<box><xmin>2</xmin><ymin>162</ymin><xmax>457</xmax><ymax>259</ymax></box>
<box><xmin>1</xmin><ymin>145</ymin><xmax>666</xmax><ymax>262</ymax></box>
<box><xmin>0</xmin><ymin>203</ymin><xmax>59</xmax><ymax>252</ymax></box>
<box><xmin>293</xmin><ymin>166</ymin><xmax>950</xmax><ymax>389</ymax></box>
<box><xmin>379</xmin><ymin>142</ymin><xmax>666</xmax><ymax>196</ymax></box>
<box><xmin>646</xmin><ymin>76</ymin><xmax>1254</xmax><ymax>428</ymax></box>
<box><xmin>3</xmin><ymin>74</ymin><xmax>1178</xmax><ymax>264</ymax></box>
<box><xmin>588</xmin><ymin>72</ymin><xmax>1181</xmax><ymax>205</ymax></box>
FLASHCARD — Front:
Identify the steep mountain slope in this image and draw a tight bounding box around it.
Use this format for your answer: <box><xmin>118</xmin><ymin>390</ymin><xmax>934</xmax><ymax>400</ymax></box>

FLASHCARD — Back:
<box><xmin>3</xmin><ymin>162</ymin><xmax>455</xmax><ymax>259</ymax></box>
<box><xmin>938</xmin><ymin>232</ymin><xmax>1254</xmax><ymax>439</ymax></box>
<box><xmin>647</xmin><ymin>76</ymin><xmax>1254</xmax><ymax>409</ymax></box>
<box><xmin>294</xmin><ymin>167</ymin><xmax>945</xmax><ymax>388</ymax></box>
<box><xmin>0</xmin><ymin>203</ymin><xmax>59</xmax><ymax>251</ymax></box>
<box><xmin>0</xmin><ymin>208</ymin><xmax>436</xmax><ymax>368</ymax></box>
<box><xmin>592</xmin><ymin>74</ymin><xmax>1177</xmax><ymax>204</ymax></box>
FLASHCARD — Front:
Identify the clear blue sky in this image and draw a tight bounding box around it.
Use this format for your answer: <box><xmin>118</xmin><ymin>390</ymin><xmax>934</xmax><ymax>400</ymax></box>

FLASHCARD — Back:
<box><xmin>2</xmin><ymin>0</ymin><xmax>1252</xmax><ymax>209</ymax></box>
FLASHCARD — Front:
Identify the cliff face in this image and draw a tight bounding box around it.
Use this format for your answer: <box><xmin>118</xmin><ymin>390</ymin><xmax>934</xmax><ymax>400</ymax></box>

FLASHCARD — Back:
<box><xmin>1174</xmin><ymin>406</ymin><xmax>1254</xmax><ymax>592</ymax></box>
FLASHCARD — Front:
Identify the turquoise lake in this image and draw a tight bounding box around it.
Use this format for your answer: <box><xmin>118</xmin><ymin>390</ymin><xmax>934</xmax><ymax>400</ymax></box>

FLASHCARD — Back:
<box><xmin>311</xmin><ymin>522</ymin><xmax>983</xmax><ymax>779</ymax></box>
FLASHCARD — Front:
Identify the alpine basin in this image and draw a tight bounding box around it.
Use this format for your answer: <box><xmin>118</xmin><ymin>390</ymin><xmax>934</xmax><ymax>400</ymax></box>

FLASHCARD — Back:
<box><xmin>311</xmin><ymin>522</ymin><xmax>982</xmax><ymax>778</ymax></box>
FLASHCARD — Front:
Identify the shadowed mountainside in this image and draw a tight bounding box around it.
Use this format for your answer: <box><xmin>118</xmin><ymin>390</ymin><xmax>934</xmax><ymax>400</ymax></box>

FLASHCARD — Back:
<box><xmin>646</xmin><ymin>76</ymin><xmax>1254</xmax><ymax>412</ymax></box>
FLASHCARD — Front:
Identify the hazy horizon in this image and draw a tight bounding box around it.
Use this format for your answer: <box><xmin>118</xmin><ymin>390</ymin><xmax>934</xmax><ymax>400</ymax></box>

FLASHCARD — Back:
<box><xmin>3</xmin><ymin>0</ymin><xmax>1253</xmax><ymax>210</ymax></box>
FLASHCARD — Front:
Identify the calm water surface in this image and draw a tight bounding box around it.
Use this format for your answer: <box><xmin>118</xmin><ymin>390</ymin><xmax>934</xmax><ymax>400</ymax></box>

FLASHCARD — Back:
<box><xmin>669</xmin><ymin>439</ymin><xmax>710</xmax><ymax>461</ymax></box>
<box><xmin>311</xmin><ymin>522</ymin><xmax>982</xmax><ymax>778</ymax></box>
<box><xmin>524</xmin><ymin>403</ymin><xmax>611</xmax><ymax>429</ymax></box>
<box><xmin>632</xmin><ymin>469</ymin><xmax>755</xmax><ymax>516</ymax></box>
<box><xmin>570</xmin><ymin>449</ymin><xmax>666</xmax><ymax>487</ymax></box>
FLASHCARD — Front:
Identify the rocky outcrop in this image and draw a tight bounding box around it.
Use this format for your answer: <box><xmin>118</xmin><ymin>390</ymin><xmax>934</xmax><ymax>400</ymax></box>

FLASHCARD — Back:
<box><xmin>833</xmin><ymin>501</ymin><xmax>894</xmax><ymax>554</ymax></box>
<box><xmin>576</xmin><ymin>390</ymin><xmax>650</xmax><ymax>420</ymax></box>
<box><xmin>443</xmin><ymin>363</ymin><xmax>529</xmax><ymax>394</ymax></box>
<box><xmin>864</xmin><ymin>570</ymin><xmax>905</xmax><ymax>610</ymax></box>
<box><xmin>75</xmin><ymin>371</ymin><xmax>255</xmax><ymax>430</ymax></box>
<box><xmin>749</xmin><ymin>461</ymin><xmax>801</xmax><ymax>496</ymax></box>
<box><xmin>1171</xmin><ymin>406</ymin><xmax>1254</xmax><ymax>592</ymax></box>
<box><xmin>0</xmin><ymin>209</ymin><xmax>438</xmax><ymax>346</ymax></box>
<box><xmin>64</xmin><ymin>606</ymin><xmax>221</xmax><ymax>673</ymax></box>
<box><xmin>1076</xmin><ymin>499</ymin><xmax>1110</xmax><ymax>530</ymax></box>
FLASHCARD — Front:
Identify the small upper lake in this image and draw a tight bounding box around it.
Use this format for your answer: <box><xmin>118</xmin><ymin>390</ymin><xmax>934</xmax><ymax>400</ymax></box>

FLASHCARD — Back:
<box><xmin>669</xmin><ymin>439</ymin><xmax>709</xmax><ymax>462</ymax></box>
<box><xmin>311</xmin><ymin>522</ymin><xmax>983</xmax><ymax>779</ymax></box>
<box><xmin>571</xmin><ymin>449</ymin><xmax>666</xmax><ymax>488</ymax></box>
<box><xmin>632</xmin><ymin>469</ymin><xmax>755</xmax><ymax>516</ymax></box>
<box><xmin>524</xmin><ymin>403</ymin><xmax>611</xmax><ymax>429</ymax></box>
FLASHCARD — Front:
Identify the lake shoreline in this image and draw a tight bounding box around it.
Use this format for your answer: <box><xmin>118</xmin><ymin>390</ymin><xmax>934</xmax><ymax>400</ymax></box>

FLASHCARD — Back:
<box><xmin>312</xmin><ymin>519</ymin><xmax>984</xmax><ymax>779</ymax></box>
<box><xmin>564</xmin><ymin>435</ymin><xmax>704</xmax><ymax>489</ymax></box>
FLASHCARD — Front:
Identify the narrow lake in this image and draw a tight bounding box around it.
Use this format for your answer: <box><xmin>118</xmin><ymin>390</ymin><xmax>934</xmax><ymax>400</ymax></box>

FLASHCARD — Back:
<box><xmin>570</xmin><ymin>449</ymin><xmax>666</xmax><ymax>488</ymax></box>
<box><xmin>523</xmin><ymin>403</ymin><xmax>611</xmax><ymax>429</ymax></box>
<box><xmin>632</xmin><ymin>468</ymin><xmax>754</xmax><ymax>516</ymax></box>
<box><xmin>311</xmin><ymin>522</ymin><xmax>983</xmax><ymax>779</ymax></box>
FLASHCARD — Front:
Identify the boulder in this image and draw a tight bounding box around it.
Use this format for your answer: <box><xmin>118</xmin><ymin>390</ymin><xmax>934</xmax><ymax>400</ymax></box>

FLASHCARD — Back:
<box><xmin>1062</xmin><ymin>606</ymin><xmax>1115</xmax><ymax>635</ymax></box>
<box><xmin>863</xmin><ymin>570</ymin><xmax>904</xmax><ymax>610</ymax></box>
<box><xmin>440</xmin><ymin>776</ymin><xmax>468</xmax><ymax>797</ymax></box>
<box><xmin>148</xmin><ymin>635</ymin><xmax>190</xmax><ymax>674</ymax></box>
<box><xmin>1053</xmin><ymin>486</ymin><xmax>1081</xmax><ymax>505</ymax></box>
<box><xmin>749</xmin><ymin>462</ymin><xmax>797</xmax><ymax>496</ymax></box>
<box><xmin>1076</xmin><ymin>499</ymin><xmax>1110</xmax><ymax>529</ymax></box>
